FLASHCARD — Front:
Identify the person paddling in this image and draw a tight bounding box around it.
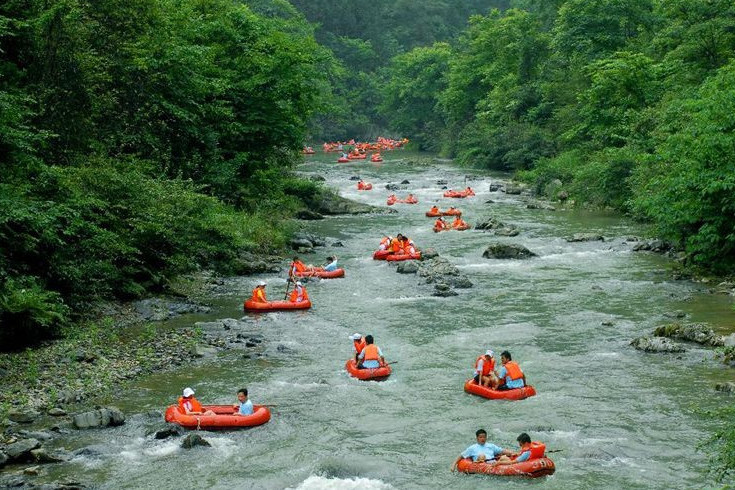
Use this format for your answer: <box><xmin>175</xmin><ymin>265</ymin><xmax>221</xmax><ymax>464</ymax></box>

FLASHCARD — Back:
<box><xmin>289</xmin><ymin>281</ymin><xmax>309</xmax><ymax>303</ymax></box>
<box><xmin>178</xmin><ymin>387</ymin><xmax>215</xmax><ymax>416</ymax></box>
<box><xmin>491</xmin><ymin>433</ymin><xmax>546</xmax><ymax>466</ymax></box>
<box><xmin>349</xmin><ymin>333</ymin><xmax>366</xmax><ymax>363</ymax></box>
<box><xmin>232</xmin><ymin>388</ymin><xmax>254</xmax><ymax>416</ymax></box>
<box><xmin>434</xmin><ymin>217</ymin><xmax>447</xmax><ymax>232</ymax></box>
<box><xmin>473</xmin><ymin>350</ymin><xmax>495</xmax><ymax>387</ymax></box>
<box><xmin>323</xmin><ymin>256</ymin><xmax>339</xmax><ymax>272</ymax></box>
<box><xmin>357</xmin><ymin>334</ymin><xmax>385</xmax><ymax>369</ymax></box>
<box><xmin>290</xmin><ymin>256</ymin><xmax>309</xmax><ymax>277</ymax></box>
<box><xmin>451</xmin><ymin>429</ymin><xmax>514</xmax><ymax>471</ymax></box>
<box><xmin>251</xmin><ymin>281</ymin><xmax>268</xmax><ymax>303</ymax></box>
<box><xmin>492</xmin><ymin>350</ymin><xmax>527</xmax><ymax>390</ymax></box>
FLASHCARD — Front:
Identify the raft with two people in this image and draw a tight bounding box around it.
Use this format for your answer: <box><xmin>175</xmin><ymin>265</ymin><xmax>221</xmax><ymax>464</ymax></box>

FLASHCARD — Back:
<box><xmin>165</xmin><ymin>404</ymin><xmax>271</xmax><ymax>429</ymax></box>
<box><xmin>370</xmin><ymin>153</ymin><xmax>383</xmax><ymax>163</ymax></box>
<box><xmin>357</xmin><ymin>180</ymin><xmax>373</xmax><ymax>191</ymax></box>
<box><xmin>456</xmin><ymin>442</ymin><xmax>555</xmax><ymax>478</ymax></box>
<box><xmin>244</xmin><ymin>298</ymin><xmax>311</xmax><ymax>311</ymax></box>
<box><xmin>344</xmin><ymin>359</ymin><xmax>392</xmax><ymax>381</ymax></box>
<box><xmin>463</xmin><ymin>379</ymin><xmax>537</xmax><ymax>400</ymax></box>
<box><xmin>387</xmin><ymin>194</ymin><xmax>418</xmax><ymax>205</ymax></box>
<box><xmin>337</xmin><ymin>156</ymin><xmax>350</xmax><ymax>163</ymax></box>
<box><xmin>426</xmin><ymin>206</ymin><xmax>462</xmax><ymax>217</ymax></box>
<box><xmin>292</xmin><ymin>268</ymin><xmax>345</xmax><ymax>279</ymax></box>
<box><xmin>443</xmin><ymin>187</ymin><xmax>476</xmax><ymax>198</ymax></box>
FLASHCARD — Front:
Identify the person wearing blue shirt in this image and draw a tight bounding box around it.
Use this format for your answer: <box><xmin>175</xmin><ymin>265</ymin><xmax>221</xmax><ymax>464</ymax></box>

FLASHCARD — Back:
<box><xmin>323</xmin><ymin>256</ymin><xmax>338</xmax><ymax>272</ymax></box>
<box><xmin>233</xmin><ymin>388</ymin><xmax>253</xmax><ymax>416</ymax></box>
<box><xmin>493</xmin><ymin>350</ymin><xmax>526</xmax><ymax>390</ymax></box>
<box><xmin>493</xmin><ymin>433</ymin><xmax>542</xmax><ymax>466</ymax></box>
<box><xmin>451</xmin><ymin>429</ymin><xmax>514</xmax><ymax>471</ymax></box>
<box><xmin>357</xmin><ymin>335</ymin><xmax>384</xmax><ymax>369</ymax></box>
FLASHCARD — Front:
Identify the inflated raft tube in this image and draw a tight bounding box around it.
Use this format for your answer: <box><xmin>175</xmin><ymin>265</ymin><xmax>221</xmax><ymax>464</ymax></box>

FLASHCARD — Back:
<box><xmin>337</xmin><ymin>157</ymin><xmax>349</xmax><ymax>163</ymax></box>
<box><xmin>443</xmin><ymin>190</ymin><xmax>467</xmax><ymax>198</ymax></box>
<box><xmin>373</xmin><ymin>250</ymin><xmax>391</xmax><ymax>260</ymax></box>
<box><xmin>293</xmin><ymin>268</ymin><xmax>345</xmax><ymax>279</ymax></box>
<box><xmin>357</xmin><ymin>183</ymin><xmax>373</xmax><ymax>190</ymax></box>
<box><xmin>442</xmin><ymin>209</ymin><xmax>462</xmax><ymax>216</ymax></box>
<box><xmin>244</xmin><ymin>299</ymin><xmax>311</xmax><ymax>311</ymax></box>
<box><xmin>385</xmin><ymin>252</ymin><xmax>422</xmax><ymax>261</ymax></box>
<box><xmin>454</xmin><ymin>224</ymin><xmax>471</xmax><ymax>231</ymax></box>
<box><xmin>164</xmin><ymin>404</ymin><xmax>271</xmax><ymax>429</ymax></box>
<box><xmin>433</xmin><ymin>226</ymin><xmax>448</xmax><ymax>233</ymax></box>
<box><xmin>371</xmin><ymin>158</ymin><xmax>383</xmax><ymax>162</ymax></box>
<box><xmin>348</xmin><ymin>154</ymin><xmax>367</xmax><ymax>159</ymax></box>
<box><xmin>345</xmin><ymin>359</ymin><xmax>392</xmax><ymax>381</ymax></box>
<box><xmin>456</xmin><ymin>457</ymin><xmax>555</xmax><ymax>478</ymax></box>
<box><xmin>426</xmin><ymin>210</ymin><xmax>442</xmax><ymax>217</ymax></box>
<box><xmin>463</xmin><ymin>380</ymin><xmax>536</xmax><ymax>400</ymax></box>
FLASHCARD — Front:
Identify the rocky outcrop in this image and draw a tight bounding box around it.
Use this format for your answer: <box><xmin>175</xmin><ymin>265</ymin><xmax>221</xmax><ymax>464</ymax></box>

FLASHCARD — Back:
<box><xmin>566</xmin><ymin>233</ymin><xmax>604</xmax><ymax>242</ymax></box>
<box><xmin>72</xmin><ymin>407</ymin><xmax>125</xmax><ymax>429</ymax></box>
<box><xmin>433</xmin><ymin>283</ymin><xmax>458</xmax><ymax>297</ymax></box>
<box><xmin>475</xmin><ymin>218</ymin><xmax>520</xmax><ymax>237</ymax></box>
<box><xmin>653</xmin><ymin>323</ymin><xmax>724</xmax><ymax>347</ymax></box>
<box><xmin>630</xmin><ymin>337</ymin><xmax>686</xmax><ymax>353</ymax></box>
<box><xmin>482</xmin><ymin>243</ymin><xmax>537</xmax><ymax>259</ymax></box>
<box><xmin>230</xmin><ymin>252</ymin><xmax>283</xmax><ymax>276</ymax></box>
<box><xmin>133</xmin><ymin>298</ymin><xmax>211</xmax><ymax>322</ymax></box>
<box><xmin>419</xmin><ymin>248</ymin><xmax>439</xmax><ymax>260</ymax></box>
<box><xmin>310</xmin><ymin>190</ymin><xmax>391</xmax><ymax>215</ymax></box>
<box><xmin>526</xmin><ymin>201</ymin><xmax>556</xmax><ymax>211</ymax></box>
<box><xmin>295</xmin><ymin>210</ymin><xmax>324</xmax><ymax>220</ymax></box>
<box><xmin>5</xmin><ymin>438</ymin><xmax>41</xmax><ymax>462</ymax></box>
<box><xmin>396</xmin><ymin>262</ymin><xmax>419</xmax><ymax>274</ymax></box>
<box><xmin>632</xmin><ymin>239</ymin><xmax>673</xmax><ymax>253</ymax></box>
<box><xmin>417</xmin><ymin>257</ymin><xmax>473</xmax><ymax>288</ymax></box>
<box><xmin>153</xmin><ymin>425</ymin><xmax>185</xmax><ymax>440</ymax></box>
<box><xmin>7</xmin><ymin>409</ymin><xmax>40</xmax><ymax>424</ymax></box>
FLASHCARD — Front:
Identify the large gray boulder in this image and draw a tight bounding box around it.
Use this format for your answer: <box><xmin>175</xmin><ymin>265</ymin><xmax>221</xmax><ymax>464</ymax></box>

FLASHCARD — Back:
<box><xmin>482</xmin><ymin>243</ymin><xmax>537</xmax><ymax>259</ymax></box>
<box><xmin>312</xmin><ymin>191</ymin><xmax>390</xmax><ymax>215</ymax></box>
<box><xmin>419</xmin><ymin>248</ymin><xmax>439</xmax><ymax>260</ymax></box>
<box><xmin>432</xmin><ymin>284</ymin><xmax>458</xmax><ymax>297</ymax></box>
<box><xmin>396</xmin><ymin>262</ymin><xmax>419</xmax><ymax>274</ymax></box>
<box><xmin>181</xmin><ymin>434</ymin><xmax>211</xmax><ymax>449</ymax></box>
<box><xmin>31</xmin><ymin>448</ymin><xmax>69</xmax><ymax>464</ymax></box>
<box><xmin>566</xmin><ymin>233</ymin><xmax>604</xmax><ymax>242</ymax></box>
<box><xmin>0</xmin><ymin>451</ymin><xmax>7</xmax><ymax>468</ymax></box>
<box><xmin>5</xmin><ymin>438</ymin><xmax>41</xmax><ymax>462</ymax></box>
<box><xmin>653</xmin><ymin>323</ymin><xmax>724</xmax><ymax>347</ymax></box>
<box><xmin>630</xmin><ymin>337</ymin><xmax>686</xmax><ymax>353</ymax></box>
<box><xmin>72</xmin><ymin>407</ymin><xmax>125</xmax><ymax>429</ymax></box>
<box><xmin>7</xmin><ymin>410</ymin><xmax>40</xmax><ymax>424</ymax></box>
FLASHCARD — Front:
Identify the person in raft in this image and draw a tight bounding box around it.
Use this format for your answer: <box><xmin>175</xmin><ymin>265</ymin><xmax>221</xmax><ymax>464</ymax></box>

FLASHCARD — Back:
<box><xmin>357</xmin><ymin>334</ymin><xmax>385</xmax><ymax>369</ymax></box>
<box><xmin>465</xmin><ymin>186</ymin><xmax>475</xmax><ymax>195</ymax></box>
<box><xmin>289</xmin><ymin>281</ymin><xmax>309</xmax><ymax>303</ymax></box>
<box><xmin>378</xmin><ymin>236</ymin><xmax>392</xmax><ymax>251</ymax></box>
<box><xmin>450</xmin><ymin>429</ymin><xmax>514</xmax><ymax>471</ymax></box>
<box><xmin>323</xmin><ymin>256</ymin><xmax>339</xmax><ymax>272</ymax></box>
<box><xmin>429</xmin><ymin>205</ymin><xmax>440</xmax><ymax>215</ymax></box>
<box><xmin>251</xmin><ymin>280</ymin><xmax>267</xmax><ymax>303</ymax></box>
<box><xmin>349</xmin><ymin>333</ymin><xmax>366</xmax><ymax>362</ymax></box>
<box><xmin>290</xmin><ymin>256</ymin><xmax>309</xmax><ymax>276</ymax></box>
<box><xmin>434</xmin><ymin>216</ymin><xmax>448</xmax><ymax>231</ymax></box>
<box><xmin>490</xmin><ymin>433</ymin><xmax>541</xmax><ymax>466</ymax></box>
<box><xmin>388</xmin><ymin>234</ymin><xmax>404</xmax><ymax>254</ymax></box>
<box><xmin>451</xmin><ymin>215</ymin><xmax>469</xmax><ymax>229</ymax></box>
<box><xmin>446</xmin><ymin>206</ymin><xmax>460</xmax><ymax>215</ymax></box>
<box><xmin>232</xmin><ymin>388</ymin><xmax>254</xmax><ymax>416</ymax></box>
<box><xmin>491</xmin><ymin>350</ymin><xmax>527</xmax><ymax>390</ymax></box>
<box><xmin>179</xmin><ymin>387</ymin><xmax>215</xmax><ymax>416</ymax></box>
<box><xmin>473</xmin><ymin>350</ymin><xmax>495</xmax><ymax>387</ymax></box>
<box><xmin>400</xmin><ymin>235</ymin><xmax>417</xmax><ymax>255</ymax></box>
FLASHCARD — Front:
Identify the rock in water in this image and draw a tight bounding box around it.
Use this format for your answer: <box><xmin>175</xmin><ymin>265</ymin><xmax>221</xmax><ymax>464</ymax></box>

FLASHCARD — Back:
<box><xmin>6</xmin><ymin>438</ymin><xmax>41</xmax><ymax>462</ymax></box>
<box><xmin>482</xmin><ymin>243</ymin><xmax>537</xmax><ymax>259</ymax></box>
<box><xmin>630</xmin><ymin>337</ymin><xmax>686</xmax><ymax>353</ymax></box>
<box><xmin>181</xmin><ymin>434</ymin><xmax>211</xmax><ymax>449</ymax></box>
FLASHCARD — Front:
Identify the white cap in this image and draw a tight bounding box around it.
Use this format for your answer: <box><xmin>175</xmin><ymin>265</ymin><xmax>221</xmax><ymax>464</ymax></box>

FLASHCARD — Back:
<box><xmin>257</xmin><ymin>280</ymin><xmax>266</xmax><ymax>286</ymax></box>
<box><xmin>485</xmin><ymin>350</ymin><xmax>494</xmax><ymax>357</ymax></box>
<box><xmin>183</xmin><ymin>387</ymin><xmax>195</xmax><ymax>397</ymax></box>
<box><xmin>295</xmin><ymin>281</ymin><xmax>302</xmax><ymax>286</ymax></box>
<box><xmin>349</xmin><ymin>333</ymin><xmax>362</xmax><ymax>340</ymax></box>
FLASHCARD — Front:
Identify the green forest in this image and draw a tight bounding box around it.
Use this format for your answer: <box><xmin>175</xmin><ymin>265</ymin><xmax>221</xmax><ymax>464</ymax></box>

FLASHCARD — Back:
<box><xmin>2</xmin><ymin>1</ymin><xmax>735</xmax><ymax>352</ymax></box>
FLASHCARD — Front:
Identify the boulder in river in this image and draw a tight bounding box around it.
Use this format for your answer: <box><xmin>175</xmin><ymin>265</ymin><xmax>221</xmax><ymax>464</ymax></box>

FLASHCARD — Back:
<box><xmin>295</xmin><ymin>210</ymin><xmax>324</xmax><ymax>220</ymax></box>
<box><xmin>349</xmin><ymin>175</ymin><xmax>361</xmax><ymax>181</ymax></box>
<box><xmin>153</xmin><ymin>425</ymin><xmax>185</xmax><ymax>440</ymax></box>
<box><xmin>31</xmin><ymin>448</ymin><xmax>69</xmax><ymax>464</ymax></box>
<box><xmin>482</xmin><ymin>243</ymin><xmax>537</xmax><ymax>259</ymax></box>
<box><xmin>7</xmin><ymin>409</ymin><xmax>40</xmax><ymax>424</ymax></box>
<box><xmin>309</xmin><ymin>175</ymin><xmax>326</xmax><ymax>182</ymax></box>
<box><xmin>630</xmin><ymin>337</ymin><xmax>686</xmax><ymax>353</ymax></box>
<box><xmin>72</xmin><ymin>407</ymin><xmax>125</xmax><ymax>429</ymax></box>
<box><xmin>5</xmin><ymin>438</ymin><xmax>41</xmax><ymax>462</ymax></box>
<box><xmin>494</xmin><ymin>226</ymin><xmax>520</xmax><ymax>237</ymax></box>
<box><xmin>396</xmin><ymin>261</ymin><xmax>419</xmax><ymax>274</ymax></box>
<box><xmin>715</xmin><ymin>382</ymin><xmax>735</xmax><ymax>393</ymax></box>
<box><xmin>0</xmin><ymin>451</ymin><xmax>7</xmax><ymax>468</ymax></box>
<box><xmin>566</xmin><ymin>233</ymin><xmax>604</xmax><ymax>242</ymax></box>
<box><xmin>400</xmin><ymin>179</ymin><xmax>410</xmax><ymax>184</ymax></box>
<box><xmin>653</xmin><ymin>322</ymin><xmax>724</xmax><ymax>347</ymax></box>
<box><xmin>503</xmin><ymin>184</ymin><xmax>523</xmax><ymax>195</ymax></box>
<box><xmin>181</xmin><ymin>434</ymin><xmax>211</xmax><ymax>449</ymax></box>
<box><xmin>433</xmin><ymin>284</ymin><xmax>458</xmax><ymax>297</ymax></box>
<box><xmin>526</xmin><ymin>201</ymin><xmax>556</xmax><ymax>211</ymax></box>
<box><xmin>419</xmin><ymin>248</ymin><xmax>439</xmax><ymax>260</ymax></box>
<box><xmin>385</xmin><ymin>183</ymin><xmax>401</xmax><ymax>191</ymax></box>
<box><xmin>488</xmin><ymin>183</ymin><xmax>502</xmax><ymax>192</ymax></box>
<box><xmin>311</xmin><ymin>191</ymin><xmax>390</xmax><ymax>215</ymax></box>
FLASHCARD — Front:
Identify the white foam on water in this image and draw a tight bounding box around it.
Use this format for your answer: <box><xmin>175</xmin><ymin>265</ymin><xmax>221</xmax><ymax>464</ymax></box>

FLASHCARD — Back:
<box><xmin>287</xmin><ymin>475</ymin><xmax>394</xmax><ymax>490</ymax></box>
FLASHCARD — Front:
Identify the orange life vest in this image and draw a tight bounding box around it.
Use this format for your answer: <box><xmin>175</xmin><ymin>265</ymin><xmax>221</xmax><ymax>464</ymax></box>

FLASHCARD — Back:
<box><xmin>401</xmin><ymin>238</ymin><xmax>414</xmax><ymax>253</ymax></box>
<box><xmin>504</xmin><ymin>360</ymin><xmax>524</xmax><ymax>380</ymax></box>
<box><xmin>251</xmin><ymin>287</ymin><xmax>267</xmax><ymax>303</ymax></box>
<box><xmin>430</xmin><ymin>207</ymin><xmax>439</xmax><ymax>213</ymax></box>
<box><xmin>292</xmin><ymin>261</ymin><xmax>307</xmax><ymax>273</ymax></box>
<box><xmin>514</xmin><ymin>441</ymin><xmax>546</xmax><ymax>461</ymax></box>
<box><xmin>389</xmin><ymin>238</ymin><xmax>402</xmax><ymax>253</ymax></box>
<box><xmin>289</xmin><ymin>286</ymin><xmax>309</xmax><ymax>302</ymax></box>
<box><xmin>178</xmin><ymin>396</ymin><xmax>203</xmax><ymax>414</ymax></box>
<box><xmin>435</xmin><ymin>219</ymin><xmax>446</xmax><ymax>229</ymax></box>
<box><xmin>475</xmin><ymin>355</ymin><xmax>495</xmax><ymax>376</ymax></box>
<box><xmin>353</xmin><ymin>339</ymin><xmax>366</xmax><ymax>353</ymax></box>
<box><xmin>363</xmin><ymin>344</ymin><xmax>380</xmax><ymax>361</ymax></box>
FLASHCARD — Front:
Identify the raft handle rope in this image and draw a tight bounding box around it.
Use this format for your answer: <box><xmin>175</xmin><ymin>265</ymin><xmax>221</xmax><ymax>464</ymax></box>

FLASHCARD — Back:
<box><xmin>196</xmin><ymin>417</ymin><xmax>201</xmax><ymax>431</ymax></box>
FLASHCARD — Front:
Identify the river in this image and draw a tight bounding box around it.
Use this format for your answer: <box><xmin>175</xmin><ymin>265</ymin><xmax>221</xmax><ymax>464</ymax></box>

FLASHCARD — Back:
<box><xmin>38</xmin><ymin>153</ymin><xmax>735</xmax><ymax>489</ymax></box>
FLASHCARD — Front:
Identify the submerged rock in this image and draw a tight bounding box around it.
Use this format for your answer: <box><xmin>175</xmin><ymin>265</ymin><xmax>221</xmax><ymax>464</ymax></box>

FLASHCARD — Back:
<box><xmin>153</xmin><ymin>425</ymin><xmax>185</xmax><ymax>440</ymax></box>
<box><xmin>630</xmin><ymin>337</ymin><xmax>686</xmax><ymax>353</ymax></box>
<box><xmin>566</xmin><ymin>233</ymin><xmax>604</xmax><ymax>242</ymax></box>
<box><xmin>181</xmin><ymin>434</ymin><xmax>211</xmax><ymax>449</ymax></box>
<box><xmin>715</xmin><ymin>382</ymin><xmax>735</xmax><ymax>393</ymax></box>
<box><xmin>396</xmin><ymin>262</ymin><xmax>419</xmax><ymax>274</ymax></box>
<box><xmin>482</xmin><ymin>243</ymin><xmax>537</xmax><ymax>259</ymax></box>
<box><xmin>72</xmin><ymin>407</ymin><xmax>125</xmax><ymax>429</ymax></box>
<box><xmin>526</xmin><ymin>201</ymin><xmax>556</xmax><ymax>211</ymax></box>
<box><xmin>653</xmin><ymin>323</ymin><xmax>724</xmax><ymax>347</ymax></box>
<box><xmin>433</xmin><ymin>284</ymin><xmax>458</xmax><ymax>297</ymax></box>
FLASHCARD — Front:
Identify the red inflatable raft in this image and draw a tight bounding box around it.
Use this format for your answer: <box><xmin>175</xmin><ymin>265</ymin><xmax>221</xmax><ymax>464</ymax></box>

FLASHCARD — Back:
<box><xmin>345</xmin><ymin>359</ymin><xmax>392</xmax><ymax>381</ymax></box>
<box><xmin>293</xmin><ymin>268</ymin><xmax>345</xmax><ymax>279</ymax></box>
<box><xmin>426</xmin><ymin>210</ymin><xmax>442</xmax><ymax>217</ymax></box>
<box><xmin>337</xmin><ymin>157</ymin><xmax>349</xmax><ymax>163</ymax></box>
<box><xmin>357</xmin><ymin>183</ymin><xmax>373</xmax><ymax>190</ymax></box>
<box><xmin>164</xmin><ymin>404</ymin><xmax>271</xmax><ymax>429</ymax></box>
<box><xmin>456</xmin><ymin>457</ymin><xmax>555</xmax><ymax>478</ymax></box>
<box><xmin>442</xmin><ymin>208</ymin><xmax>462</xmax><ymax>216</ymax></box>
<box><xmin>454</xmin><ymin>224</ymin><xmax>471</xmax><ymax>231</ymax></box>
<box><xmin>373</xmin><ymin>249</ymin><xmax>391</xmax><ymax>260</ymax></box>
<box><xmin>371</xmin><ymin>157</ymin><xmax>383</xmax><ymax>163</ymax></box>
<box><xmin>385</xmin><ymin>252</ymin><xmax>421</xmax><ymax>261</ymax></box>
<box><xmin>348</xmin><ymin>153</ymin><xmax>367</xmax><ymax>160</ymax></box>
<box><xmin>244</xmin><ymin>299</ymin><xmax>312</xmax><ymax>312</ymax></box>
<box><xmin>463</xmin><ymin>380</ymin><xmax>536</xmax><ymax>400</ymax></box>
<box><xmin>444</xmin><ymin>189</ymin><xmax>475</xmax><ymax>198</ymax></box>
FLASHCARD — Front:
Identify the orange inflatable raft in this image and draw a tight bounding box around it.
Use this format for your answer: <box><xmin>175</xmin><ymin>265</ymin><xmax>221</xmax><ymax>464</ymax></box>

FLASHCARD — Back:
<box><xmin>453</xmin><ymin>223</ymin><xmax>471</xmax><ymax>231</ymax></box>
<box><xmin>456</xmin><ymin>456</ymin><xmax>555</xmax><ymax>478</ymax></box>
<box><xmin>444</xmin><ymin>189</ymin><xmax>475</xmax><ymax>198</ymax></box>
<box><xmin>244</xmin><ymin>299</ymin><xmax>312</xmax><ymax>312</ymax></box>
<box><xmin>348</xmin><ymin>153</ymin><xmax>367</xmax><ymax>160</ymax></box>
<box><xmin>345</xmin><ymin>359</ymin><xmax>392</xmax><ymax>381</ymax></box>
<box><xmin>426</xmin><ymin>209</ymin><xmax>442</xmax><ymax>217</ymax></box>
<box><xmin>357</xmin><ymin>183</ymin><xmax>373</xmax><ymax>190</ymax></box>
<box><xmin>442</xmin><ymin>208</ymin><xmax>462</xmax><ymax>216</ymax></box>
<box><xmin>463</xmin><ymin>380</ymin><xmax>536</xmax><ymax>400</ymax></box>
<box><xmin>293</xmin><ymin>268</ymin><xmax>345</xmax><ymax>279</ymax></box>
<box><xmin>164</xmin><ymin>404</ymin><xmax>271</xmax><ymax>429</ymax></box>
<box><xmin>337</xmin><ymin>157</ymin><xmax>349</xmax><ymax>163</ymax></box>
<box><xmin>385</xmin><ymin>252</ymin><xmax>421</xmax><ymax>261</ymax></box>
<box><xmin>371</xmin><ymin>157</ymin><xmax>383</xmax><ymax>163</ymax></box>
<box><xmin>373</xmin><ymin>250</ymin><xmax>391</xmax><ymax>260</ymax></box>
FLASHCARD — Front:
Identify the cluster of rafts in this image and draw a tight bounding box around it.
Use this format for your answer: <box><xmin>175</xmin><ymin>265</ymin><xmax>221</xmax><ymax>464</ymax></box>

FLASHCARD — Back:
<box><xmin>163</xmin><ymin>178</ymin><xmax>554</xmax><ymax>479</ymax></box>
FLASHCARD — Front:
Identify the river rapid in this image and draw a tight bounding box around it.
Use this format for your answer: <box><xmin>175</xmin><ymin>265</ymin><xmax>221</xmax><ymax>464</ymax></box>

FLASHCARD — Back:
<box><xmin>37</xmin><ymin>153</ymin><xmax>735</xmax><ymax>489</ymax></box>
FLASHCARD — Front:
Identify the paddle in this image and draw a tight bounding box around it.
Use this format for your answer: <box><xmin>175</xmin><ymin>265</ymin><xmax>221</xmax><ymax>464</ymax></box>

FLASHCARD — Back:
<box><xmin>546</xmin><ymin>449</ymin><xmax>563</xmax><ymax>454</ymax></box>
<box><xmin>385</xmin><ymin>361</ymin><xmax>398</xmax><ymax>365</ymax></box>
<box><xmin>283</xmin><ymin>274</ymin><xmax>293</xmax><ymax>300</ymax></box>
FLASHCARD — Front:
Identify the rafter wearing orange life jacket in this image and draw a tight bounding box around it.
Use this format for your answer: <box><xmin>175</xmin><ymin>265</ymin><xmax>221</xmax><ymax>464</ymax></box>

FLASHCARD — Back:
<box><xmin>389</xmin><ymin>237</ymin><xmax>403</xmax><ymax>253</ymax></box>
<box><xmin>378</xmin><ymin>236</ymin><xmax>391</xmax><ymax>251</ymax></box>
<box><xmin>475</xmin><ymin>355</ymin><xmax>495</xmax><ymax>377</ymax></box>
<box><xmin>353</xmin><ymin>338</ymin><xmax>366</xmax><ymax>355</ymax></box>
<box><xmin>289</xmin><ymin>284</ymin><xmax>309</xmax><ymax>303</ymax></box>
<box><xmin>452</xmin><ymin>216</ymin><xmax>468</xmax><ymax>229</ymax></box>
<box><xmin>251</xmin><ymin>286</ymin><xmax>267</xmax><ymax>303</ymax></box>
<box><xmin>291</xmin><ymin>260</ymin><xmax>308</xmax><ymax>277</ymax></box>
<box><xmin>402</xmin><ymin>237</ymin><xmax>417</xmax><ymax>255</ymax></box>
<box><xmin>362</xmin><ymin>344</ymin><xmax>380</xmax><ymax>361</ymax></box>
<box><xmin>513</xmin><ymin>441</ymin><xmax>546</xmax><ymax>461</ymax></box>
<box><xmin>178</xmin><ymin>396</ymin><xmax>203</xmax><ymax>414</ymax></box>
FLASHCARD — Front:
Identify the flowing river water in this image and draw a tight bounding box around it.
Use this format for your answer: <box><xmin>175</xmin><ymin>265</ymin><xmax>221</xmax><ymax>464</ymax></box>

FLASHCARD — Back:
<box><xmin>37</xmin><ymin>153</ymin><xmax>735</xmax><ymax>489</ymax></box>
